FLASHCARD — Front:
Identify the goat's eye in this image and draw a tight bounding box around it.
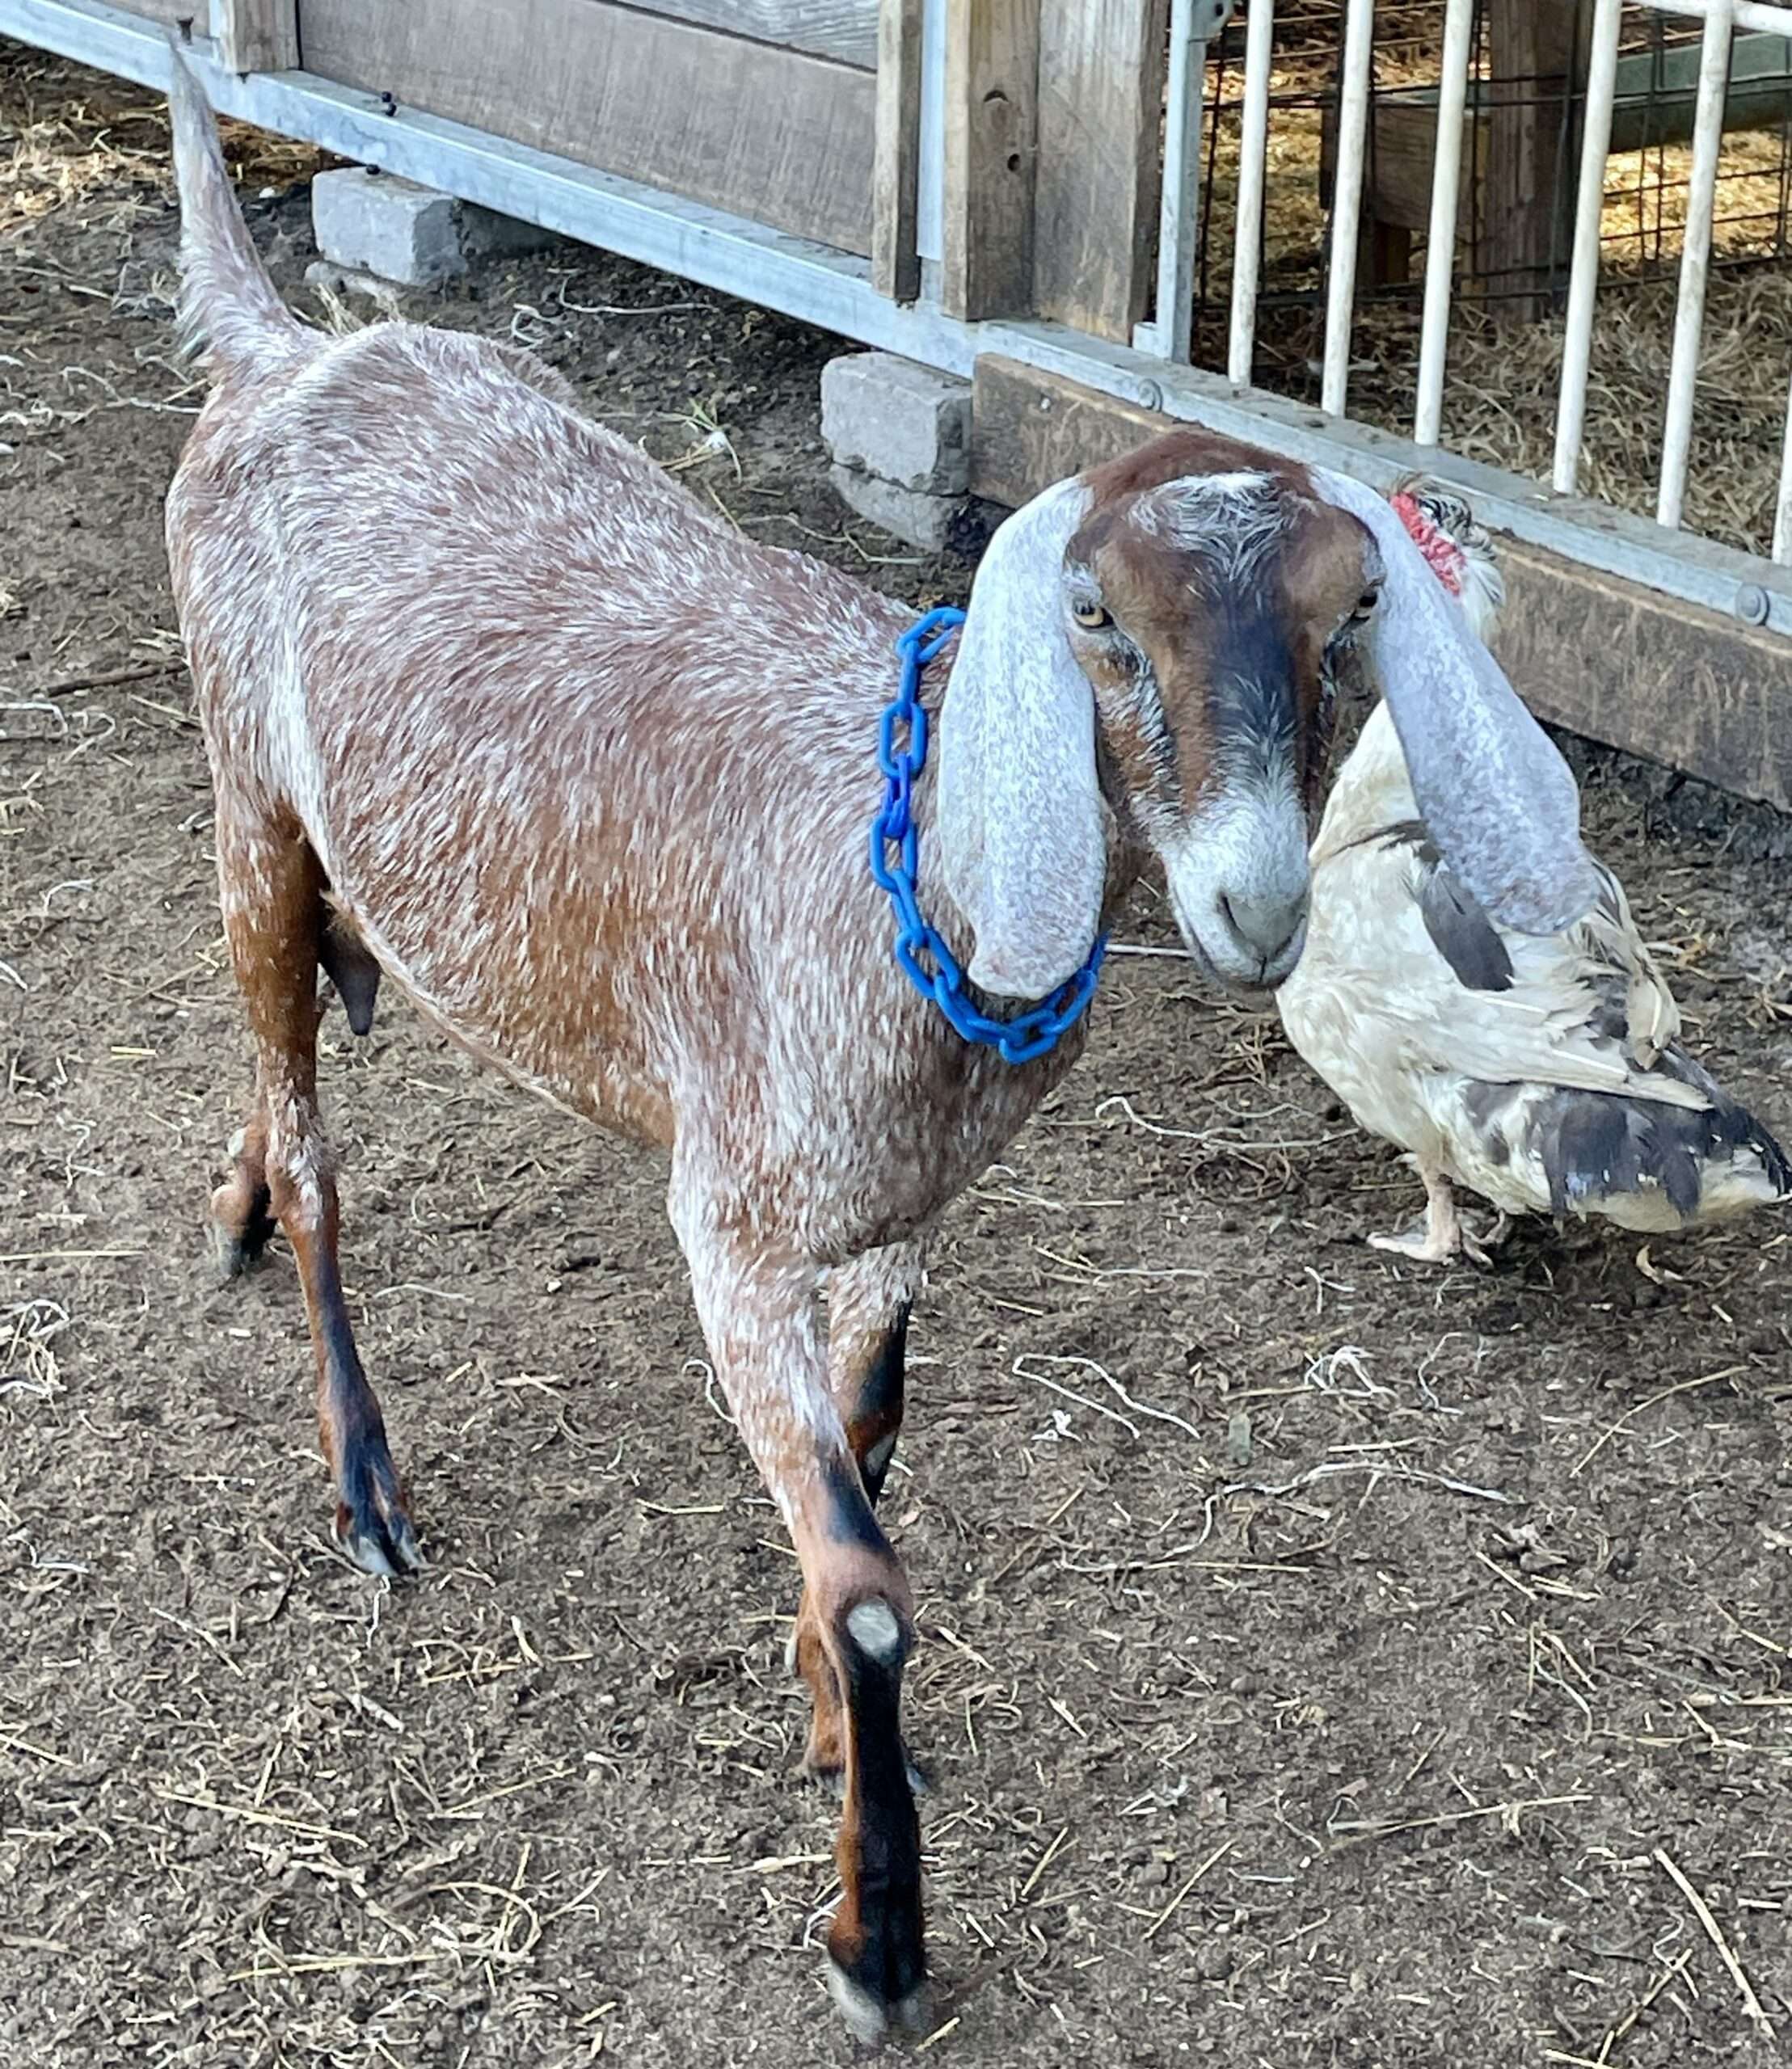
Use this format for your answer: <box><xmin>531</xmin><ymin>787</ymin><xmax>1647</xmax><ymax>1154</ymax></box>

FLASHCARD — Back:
<box><xmin>1350</xmin><ymin>588</ymin><xmax>1381</xmax><ymax>622</ymax></box>
<box><xmin>1071</xmin><ymin>600</ymin><xmax>1112</xmax><ymax>630</ymax></box>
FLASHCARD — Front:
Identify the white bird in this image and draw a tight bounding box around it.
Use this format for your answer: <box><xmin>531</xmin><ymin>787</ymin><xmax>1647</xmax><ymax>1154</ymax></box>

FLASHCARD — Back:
<box><xmin>1279</xmin><ymin>479</ymin><xmax>1790</xmax><ymax>1262</ymax></box>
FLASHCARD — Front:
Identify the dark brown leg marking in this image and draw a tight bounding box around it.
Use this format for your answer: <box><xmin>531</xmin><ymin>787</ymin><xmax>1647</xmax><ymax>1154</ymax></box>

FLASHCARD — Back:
<box><xmin>825</xmin><ymin>1593</ymin><xmax>927</xmax><ymax>2039</ymax></box>
<box><xmin>216</xmin><ymin>811</ymin><xmax>419</xmax><ymax>1577</ymax></box>
<box><xmin>294</xmin><ymin>1197</ymin><xmax>419</xmax><ymax>1578</ymax></box>
<box><xmin>796</xmin><ymin>1304</ymin><xmax>917</xmax><ymax>1786</ymax></box>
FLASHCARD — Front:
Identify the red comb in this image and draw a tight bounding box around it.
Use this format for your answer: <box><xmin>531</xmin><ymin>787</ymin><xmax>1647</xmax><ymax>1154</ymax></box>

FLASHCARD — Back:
<box><xmin>1389</xmin><ymin>490</ymin><xmax>1465</xmax><ymax>596</ymax></box>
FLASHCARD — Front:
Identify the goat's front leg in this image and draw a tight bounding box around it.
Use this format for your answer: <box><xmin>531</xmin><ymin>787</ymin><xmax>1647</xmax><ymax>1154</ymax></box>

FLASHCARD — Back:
<box><xmin>794</xmin><ymin>1244</ymin><xmax>922</xmax><ymax>1787</ymax></box>
<box><xmin>672</xmin><ymin>1197</ymin><xmax>926</xmax><ymax>2041</ymax></box>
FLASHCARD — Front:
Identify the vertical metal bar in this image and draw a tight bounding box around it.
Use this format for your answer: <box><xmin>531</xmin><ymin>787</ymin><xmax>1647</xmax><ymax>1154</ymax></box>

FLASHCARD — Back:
<box><xmin>1773</xmin><ymin>371</ymin><xmax>1792</xmax><ymax>561</ymax></box>
<box><xmin>1657</xmin><ymin>0</ymin><xmax>1735</xmax><ymax>529</ymax></box>
<box><xmin>1552</xmin><ymin>0</ymin><xmax>1624</xmax><ymax>494</ymax></box>
<box><xmin>1143</xmin><ymin>0</ymin><xmax>1207</xmax><ymax>362</ymax></box>
<box><xmin>915</xmin><ymin>0</ymin><xmax>947</xmax><ymax>270</ymax></box>
<box><xmin>1227</xmin><ymin>0</ymin><xmax>1275</xmax><ymax>387</ymax></box>
<box><xmin>1321</xmin><ymin>0</ymin><xmax>1375</xmax><ymax>417</ymax></box>
<box><xmin>1413</xmin><ymin>0</ymin><xmax>1476</xmax><ymax>445</ymax></box>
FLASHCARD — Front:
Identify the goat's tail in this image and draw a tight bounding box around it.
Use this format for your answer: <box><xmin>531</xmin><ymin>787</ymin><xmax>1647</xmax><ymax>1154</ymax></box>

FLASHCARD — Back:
<box><xmin>167</xmin><ymin>44</ymin><xmax>308</xmax><ymax>381</ymax></box>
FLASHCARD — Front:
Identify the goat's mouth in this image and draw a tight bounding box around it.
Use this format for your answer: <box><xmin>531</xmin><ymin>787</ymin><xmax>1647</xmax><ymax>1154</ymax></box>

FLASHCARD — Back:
<box><xmin>1170</xmin><ymin>895</ymin><xmax>1308</xmax><ymax>997</ymax></box>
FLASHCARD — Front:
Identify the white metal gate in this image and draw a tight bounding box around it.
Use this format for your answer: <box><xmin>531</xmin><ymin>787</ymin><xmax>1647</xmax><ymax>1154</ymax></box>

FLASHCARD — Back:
<box><xmin>1137</xmin><ymin>0</ymin><xmax>1792</xmax><ymax>584</ymax></box>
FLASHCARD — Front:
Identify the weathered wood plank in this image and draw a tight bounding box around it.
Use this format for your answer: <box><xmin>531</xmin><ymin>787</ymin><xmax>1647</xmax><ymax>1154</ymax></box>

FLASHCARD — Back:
<box><xmin>609</xmin><ymin>0</ymin><xmax>878</xmax><ymax>70</ymax></box>
<box><xmin>969</xmin><ymin>353</ymin><xmax>1165</xmax><ymax>504</ymax></box>
<box><xmin>298</xmin><ymin>0</ymin><xmax>876</xmax><ymax>255</ymax></box>
<box><xmin>210</xmin><ymin>0</ymin><xmax>297</xmax><ymax>73</ymax></box>
<box><xmin>939</xmin><ymin>0</ymin><xmax>1039</xmax><ymax>322</ymax></box>
<box><xmin>116</xmin><ymin>0</ymin><xmax>194</xmax><ymax>27</ymax></box>
<box><xmin>872</xmin><ymin>0</ymin><xmax>922</xmax><ymax>301</ymax></box>
<box><xmin>1483</xmin><ymin>0</ymin><xmax>1589</xmax><ymax>318</ymax></box>
<box><xmin>1494</xmin><ymin>541</ymin><xmax>1792</xmax><ymax>815</ymax></box>
<box><xmin>1032</xmin><ymin>0</ymin><xmax>1169</xmax><ymax>343</ymax></box>
<box><xmin>971</xmin><ymin>354</ymin><xmax>1792</xmax><ymax>812</ymax></box>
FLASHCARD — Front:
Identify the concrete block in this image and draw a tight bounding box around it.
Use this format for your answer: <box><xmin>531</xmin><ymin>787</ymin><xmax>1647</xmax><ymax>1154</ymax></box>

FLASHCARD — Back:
<box><xmin>313</xmin><ymin>168</ymin><xmax>462</xmax><ymax>287</ymax></box>
<box><xmin>821</xmin><ymin>352</ymin><xmax>971</xmax><ymax>496</ymax></box>
<box><xmin>829</xmin><ymin>464</ymin><xmax>962</xmax><ymax>553</ymax></box>
<box><xmin>312</xmin><ymin>168</ymin><xmax>555</xmax><ymax>288</ymax></box>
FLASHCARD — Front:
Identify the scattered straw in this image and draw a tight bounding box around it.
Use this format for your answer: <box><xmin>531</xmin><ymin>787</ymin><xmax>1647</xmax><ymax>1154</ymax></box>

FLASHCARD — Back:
<box><xmin>1653</xmin><ymin>1846</ymin><xmax>1778</xmax><ymax>2045</ymax></box>
<box><xmin>1142</xmin><ymin>1837</ymin><xmax>1236</xmax><ymax>1942</ymax></box>
<box><xmin>1571</xmin><ymin>1367</ymin><xmax>1751</xmax><ymax>1475</ymax></box>
<box><xmin>1330</xmin><ymin>1793</ymin><xmax>1591</xmax><ymax>1853</ymax></box>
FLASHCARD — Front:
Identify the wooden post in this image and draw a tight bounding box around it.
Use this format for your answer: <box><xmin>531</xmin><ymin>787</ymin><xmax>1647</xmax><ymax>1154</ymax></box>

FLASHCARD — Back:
<box><xmin>940</xmin><ymin>0</ymin><xmax>1039</xmax><ymax>322</ymax></box>
<box><xmin>1032</xmin><ymin>0</ymin><xmax>1170</xmax><ymax>343</ymax></box>
<box><xmin>211</xmin><ymin>0</ymin><xmax>299</xmax><ymax>73</ymax></box>
<box><xmin>1483</xmin><ymin>0</ymin><xmax>1591</xmax><ymax>321</ymax></box>
<box><xmin>872</xmin><ymin>0</ymin><xmax>923</xmax><ymax>302</ymax></box>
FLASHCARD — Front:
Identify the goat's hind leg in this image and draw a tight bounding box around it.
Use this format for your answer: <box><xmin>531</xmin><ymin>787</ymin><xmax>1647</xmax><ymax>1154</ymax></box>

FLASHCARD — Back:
<box><xmin>211</xmin><ymin>1101</ymin><xmax>276</xmax><ymax>1278</ymax></box>
<box><xmin>672</xmin><ymin>1197</ymin><xmax>927</xmax><ymax>2039</ymax></box>
<box><xmin>215</xmin><ymin>803</ymin><xmax>420</xmax><ymax>1577</ymax></box>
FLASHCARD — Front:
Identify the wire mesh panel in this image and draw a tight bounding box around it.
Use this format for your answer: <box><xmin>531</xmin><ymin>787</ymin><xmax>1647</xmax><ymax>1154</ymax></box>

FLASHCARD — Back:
<box><xmin>1179</xmin><ymin>0</ymin><xmax>1792</xmax><ymax>558</ymax></box>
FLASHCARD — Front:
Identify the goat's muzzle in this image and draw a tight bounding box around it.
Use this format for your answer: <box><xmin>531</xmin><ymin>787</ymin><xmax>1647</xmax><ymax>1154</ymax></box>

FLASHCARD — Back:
<box><xmin>1162</xmin><ymin>791</ymin><xmax>1311</xmax><ymax>994</ymax></box>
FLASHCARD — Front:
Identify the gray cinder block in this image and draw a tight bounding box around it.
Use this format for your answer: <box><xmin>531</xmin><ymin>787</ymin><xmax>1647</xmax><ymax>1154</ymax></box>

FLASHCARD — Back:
<box><xmin>821</xmin><ymin>352</ymin><xmax>972</xmax><ymax>497</ymax></box>
<box><xmin>311</xmin><ymin>167</ymin><xmax>554</xmax><ymax>288</ymax></box>
<box><xmin>829</xmin><ymin>465</ymin><xmax>963</xmax><ymax>553</ymax></box>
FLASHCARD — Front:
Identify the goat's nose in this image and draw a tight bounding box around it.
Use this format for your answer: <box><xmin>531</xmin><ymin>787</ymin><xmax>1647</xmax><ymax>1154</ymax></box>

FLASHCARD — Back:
<box><xmin>1218</xmin><ymin>887</ymin><xmax>1309</xmax><ymax>979</ymax></box>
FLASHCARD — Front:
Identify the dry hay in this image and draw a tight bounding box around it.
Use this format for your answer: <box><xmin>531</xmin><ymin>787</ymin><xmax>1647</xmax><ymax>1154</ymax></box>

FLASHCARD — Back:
<box><xmin>1</xmin><ymin>46</ymin><xmax>324</xmax><ymax>248</ymax></box>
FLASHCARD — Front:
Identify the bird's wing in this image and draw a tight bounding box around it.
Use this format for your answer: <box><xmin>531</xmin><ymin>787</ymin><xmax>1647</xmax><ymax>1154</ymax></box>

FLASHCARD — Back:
<box><xmin>1305</xmin><ymin>833</ymin><xmax>1710</xmax><ymax>1111</ymax></box>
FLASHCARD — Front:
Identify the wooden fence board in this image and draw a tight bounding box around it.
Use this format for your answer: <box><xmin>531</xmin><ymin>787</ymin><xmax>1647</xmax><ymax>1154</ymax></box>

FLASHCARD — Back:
<box><xmin>971</xmin><ymin>355</ymin><xmax>1792</xmax><ymax>813</ymax></box>
<box><xmin>609</xmin><ymin>0</ymin><xmax>877</xmax><ymax>69</ymax></box>
<box><xmin>872</xmin><ymin>0</ymin><xmax>923</xmax><ymax>301</ymax></box>
<box><xmin>940</xmin><ymin>0</ymin><xmax>1039</xmax><ymax>321</ymax></box>
<box><xmin>211</xmin><ymin>0</ymin><xmax>297</xmax><ymax>72</ymax></box>
<box><xmin>1032</xmin><ymin>0</ymin><xmax>1168</xmax><ymax>342</ymax></box>
<box><xmin>298</xmin><ymin>0</ymin><xmax>876</xmax><ymax>255</ymax></box>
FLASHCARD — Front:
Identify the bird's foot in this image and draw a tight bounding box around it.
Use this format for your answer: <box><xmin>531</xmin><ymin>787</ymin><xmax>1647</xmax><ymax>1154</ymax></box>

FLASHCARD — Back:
<box><xmin>1368</xmin><ymin>1224</ymin><xmax>1461</xmax><ymax>1265</ymax></box>
<box><xmin>1458</xmin><ymin>1211</ymin><xmax>1512</xmax><ymax>1269</ymax></box>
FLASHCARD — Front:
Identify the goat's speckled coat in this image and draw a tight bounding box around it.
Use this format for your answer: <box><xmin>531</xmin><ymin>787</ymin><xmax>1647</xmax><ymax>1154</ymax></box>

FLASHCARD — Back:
<box><xmin>161</xmin><ymin>48</ymin><xmax>1598</xmax><ymax>2038</ymax></box>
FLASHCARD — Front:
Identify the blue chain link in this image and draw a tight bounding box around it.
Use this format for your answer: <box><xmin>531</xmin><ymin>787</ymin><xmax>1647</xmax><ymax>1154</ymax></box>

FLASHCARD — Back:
<box><xmin>868</xmin><ymin>607</ymin><xmax>1107</xmax><ymax>1067</ymax></box>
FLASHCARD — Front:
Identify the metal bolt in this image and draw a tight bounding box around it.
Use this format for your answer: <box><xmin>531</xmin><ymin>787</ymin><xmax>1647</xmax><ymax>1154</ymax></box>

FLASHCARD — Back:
<box><xmin>1136</xmin><ymin>377</ymin><xmax>1165</xmax><ymax>412</ymax></box>
<box><xmin>1736</xmin><ymin>584</ymin><xmax>1771</xmax><ymax>626</ymax></box>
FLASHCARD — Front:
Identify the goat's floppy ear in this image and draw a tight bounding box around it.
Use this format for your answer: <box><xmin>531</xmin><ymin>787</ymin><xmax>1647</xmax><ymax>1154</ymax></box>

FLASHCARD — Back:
<box><xmin>1313</xmin><ymin>469</ymin><xmax>1600</xmax><ymax>934</ymax></box>
<box><xmin>936</xmin><ymin>478</ymin><xmax>1106</xmax><ymax>998</ymax></box>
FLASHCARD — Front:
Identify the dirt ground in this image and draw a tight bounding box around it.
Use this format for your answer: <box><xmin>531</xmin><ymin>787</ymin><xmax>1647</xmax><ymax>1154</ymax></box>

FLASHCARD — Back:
<box><xmin>4</xmin><ymin>49</ymin><xmax>1791</xmax><ymax>2069</ymax></box>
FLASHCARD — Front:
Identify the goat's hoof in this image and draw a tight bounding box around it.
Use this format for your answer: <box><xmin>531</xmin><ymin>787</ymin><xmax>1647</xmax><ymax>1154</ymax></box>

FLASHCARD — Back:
<box><xmin>209</xmin><ymin>1179</ymin><xmax>277</xmax><ymax>1282</ymax></box>
<box><xmin>333</xmin><ymin>1450</ymin><xmax>424</xmax><ymax>1579</ymax></box>
<box><xmin>824</xmin><ymin>1959</ymin><xmax>930</xmax><ymax>2047</ymax></box>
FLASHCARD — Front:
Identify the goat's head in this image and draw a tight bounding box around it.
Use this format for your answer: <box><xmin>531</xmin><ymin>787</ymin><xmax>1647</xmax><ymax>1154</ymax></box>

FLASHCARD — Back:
<box><xmin>936</xmin><ymin>430</ymin><xmax>1598</xmax><ymax>1001</ymax></box>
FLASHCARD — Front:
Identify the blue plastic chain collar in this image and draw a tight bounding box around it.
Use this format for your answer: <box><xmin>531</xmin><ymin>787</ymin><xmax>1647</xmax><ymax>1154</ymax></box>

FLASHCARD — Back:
<box><xmin>868</xmin><ymin>606</ymin><xmax>1107</xmax><ymax>1067</ymax></box>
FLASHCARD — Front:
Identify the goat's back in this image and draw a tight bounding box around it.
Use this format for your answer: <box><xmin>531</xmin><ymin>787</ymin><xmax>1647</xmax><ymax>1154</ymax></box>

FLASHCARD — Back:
<box><xmin>168</xmin><ymin>321</ymin><xmax>916</xmax><ymax>1133</ymax></box>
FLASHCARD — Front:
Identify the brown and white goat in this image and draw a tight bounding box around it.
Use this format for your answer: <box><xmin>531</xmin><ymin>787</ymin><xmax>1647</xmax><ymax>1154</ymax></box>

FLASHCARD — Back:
<box><xmin>162</xmin><ymin>55</ymin><xmax>1593</xmax><ymax>2038</ymax></box>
